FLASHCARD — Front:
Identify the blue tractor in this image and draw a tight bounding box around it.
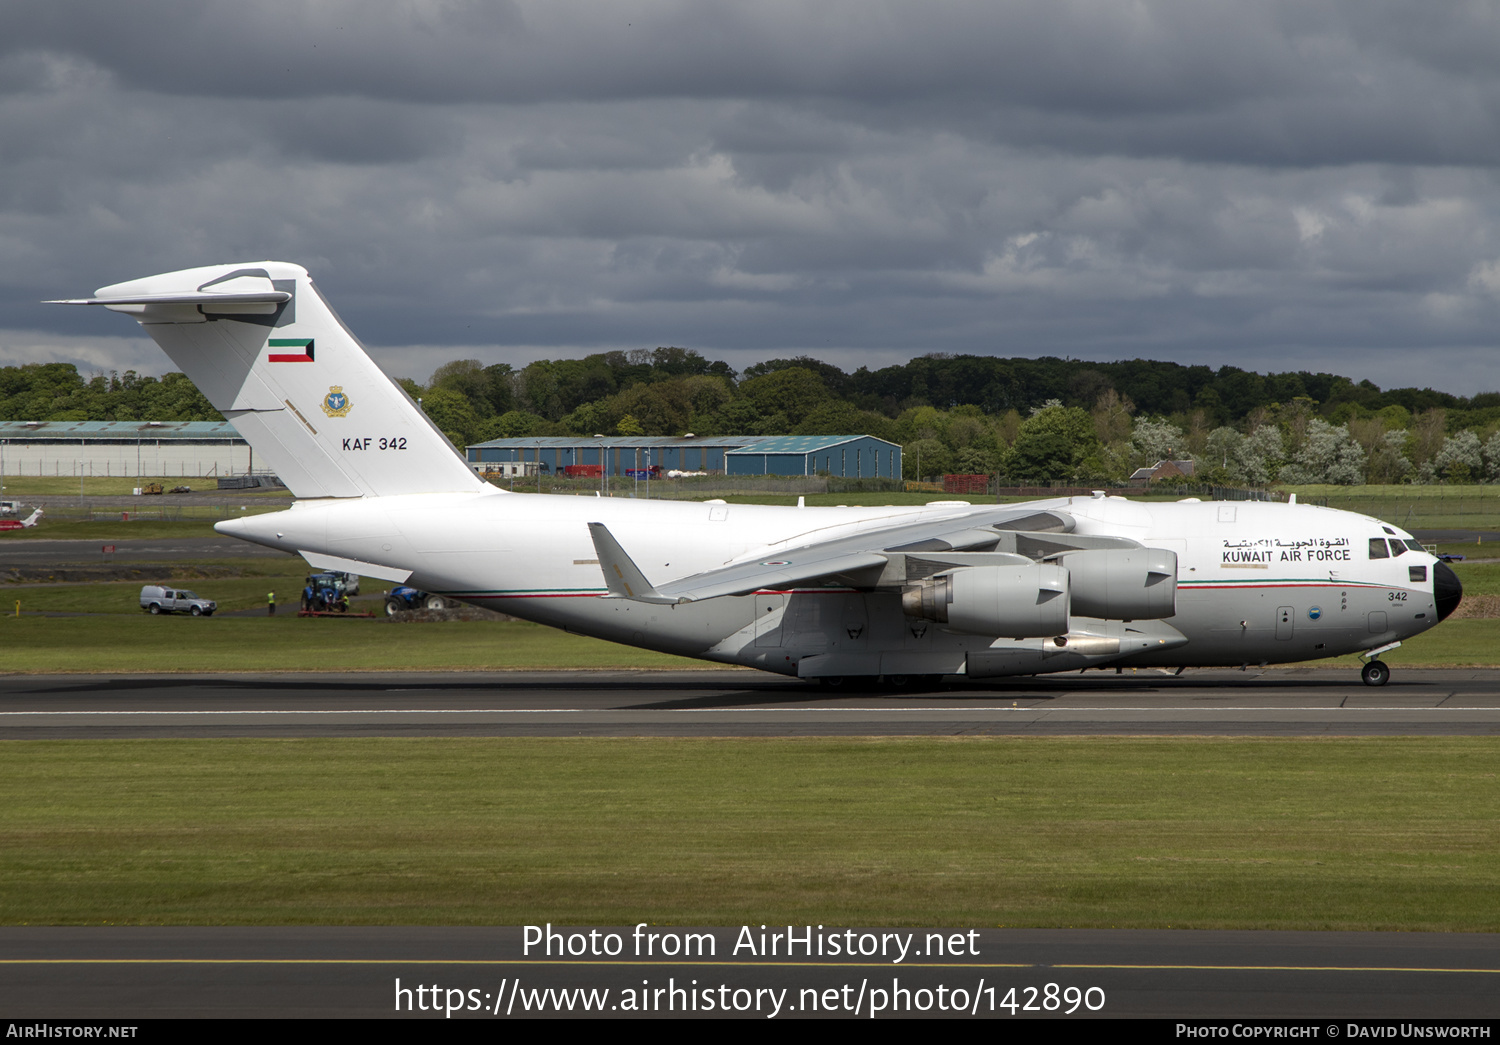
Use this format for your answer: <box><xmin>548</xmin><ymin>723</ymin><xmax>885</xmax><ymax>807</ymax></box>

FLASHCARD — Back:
<box><xmin>384</xmin><ymin>586</ymin><xmax>449</xmax><ymax>615</ymax></box>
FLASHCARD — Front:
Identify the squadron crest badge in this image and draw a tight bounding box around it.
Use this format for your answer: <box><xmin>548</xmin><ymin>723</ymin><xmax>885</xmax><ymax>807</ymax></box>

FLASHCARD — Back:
<box><xmin>321</xmin><ymin>386</ymin><xmax>352</xmax><ymax>417</ymax></box>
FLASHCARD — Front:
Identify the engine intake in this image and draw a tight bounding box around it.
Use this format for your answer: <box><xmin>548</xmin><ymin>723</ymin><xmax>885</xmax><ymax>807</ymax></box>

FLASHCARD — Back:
<box><xmin>1057</xmin><ymin>548</ymin><xmax>1177</xmax><ymax>620</ymax></box>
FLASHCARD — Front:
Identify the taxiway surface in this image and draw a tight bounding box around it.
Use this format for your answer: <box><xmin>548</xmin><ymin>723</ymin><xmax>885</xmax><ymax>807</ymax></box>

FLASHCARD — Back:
<box><xmin>5</xmin><ymin>926</ymin><xmax>1499</xmax><ymax>1019</ymax></box>
<box><xmin>4</xmin><ymin>668</ymin><xmax>1500</xmax><ymax>738</ymax></box>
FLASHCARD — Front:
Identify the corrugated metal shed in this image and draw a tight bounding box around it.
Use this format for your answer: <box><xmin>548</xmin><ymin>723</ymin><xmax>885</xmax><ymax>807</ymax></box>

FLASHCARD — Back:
<box><xmin>468</xmin><ymin>433</ymin><xmax>902</xmax><ymax>477</ymax></box>
<box><xmin>727</xmin><ymin>435</ymin><xmax>861</xmax><ymax>453</ymax></box>
<box><xmin>0</xmin><ymin>421</ymin><xmax>242</xmax><ymax>441</ymax></box>
<box><xmin>0</xmin><ymin>421</ymin><xmax>252</xmax><ymax>477</ymax></box>
<box><xmin>726</xmin><ymin>435</ymin><xmax>902</xmax><ymax>478</ymax></box>
<box><xmin>467</xmin><ymin>435</ymin><xmax>758</xmax><ymax>475</ymax></box>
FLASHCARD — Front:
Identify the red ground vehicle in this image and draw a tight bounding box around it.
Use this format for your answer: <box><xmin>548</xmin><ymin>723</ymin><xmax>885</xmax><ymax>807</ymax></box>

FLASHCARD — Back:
<box><xmin>943</xmin><ymin>474</ymin><xmax>991</xmax><ymax>495</ymax></box>
<box><xmin>561</xmin><ymin>464</ymin><xmax>603</xmax><ymax>478</ymax></box>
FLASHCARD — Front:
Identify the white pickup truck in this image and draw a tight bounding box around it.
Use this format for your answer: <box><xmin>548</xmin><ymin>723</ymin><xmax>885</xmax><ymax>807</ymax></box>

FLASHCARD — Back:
<box><xmin>139</xmin><ymin>586</ymin><xmax>217</xmax><ymax>616</ymax></box>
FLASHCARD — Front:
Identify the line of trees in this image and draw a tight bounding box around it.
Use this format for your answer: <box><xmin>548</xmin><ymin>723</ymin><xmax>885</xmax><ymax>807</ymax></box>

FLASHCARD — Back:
<box><xmin>5</xmin><ymin>351</ymin><xmax>1500</xmax><ymax>485</ymax></box>
<box><xmin>406</xmin><ymin>351</ymin><xmax>1500</xmax><ymax>486</ymax></box>
<box><xmin>0</xmin><ymin>363</ymin><xmax>217</xmax><ymax>423</ymax></box>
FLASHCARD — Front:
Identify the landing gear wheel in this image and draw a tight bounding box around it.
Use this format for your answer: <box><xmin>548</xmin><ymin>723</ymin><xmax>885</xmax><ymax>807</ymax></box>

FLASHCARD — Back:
<box><xmin>1361</xmin><ymin>660</ymin><xmax>1390</xmax><ymax>687</ymax></box>
<box><xmin>818</xmin><ymin>676</ymin><xmax>880</xmax><ymax>692</ymax></box>
<box><xmin>882</xmin><ymin>675</ymin><xmax>943</xmax><ymax>691</ymax></box>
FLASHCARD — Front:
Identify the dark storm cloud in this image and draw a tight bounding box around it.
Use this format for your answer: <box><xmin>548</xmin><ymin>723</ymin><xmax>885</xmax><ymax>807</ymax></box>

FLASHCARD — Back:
<box><xmin>4</xmin><ymin>1</ymin><xmax>1500</xmax><ymax>395</ymax></box>
<box><xmin>10</xmin><ymin>1</ymin><xmax>1500</xmax><ymax>166</ymax></box>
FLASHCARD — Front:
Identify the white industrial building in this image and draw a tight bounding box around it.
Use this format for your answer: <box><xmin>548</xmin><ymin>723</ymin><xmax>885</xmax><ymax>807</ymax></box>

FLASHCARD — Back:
<box><xmin>0</xmin><ymin>421</ymin><xmax>252</xmax><ymax>478</ymax></box>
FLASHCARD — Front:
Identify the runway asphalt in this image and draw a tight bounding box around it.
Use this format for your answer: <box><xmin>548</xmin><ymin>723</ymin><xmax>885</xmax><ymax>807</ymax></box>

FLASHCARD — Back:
<box><xmin>0</xmin><ymin>536</ymin><xmax>294</xmax><ymax>566</ymax></box>
<box><xmin>3</xmin><ymin>667</ymin><xmax>1500</xmax><ymax>737</ymax></box>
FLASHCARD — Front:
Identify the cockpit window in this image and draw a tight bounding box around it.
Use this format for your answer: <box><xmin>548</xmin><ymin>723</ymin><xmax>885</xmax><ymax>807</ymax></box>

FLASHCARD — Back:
<box><xmin>1389</xmin><ymin>540</ymin><xmax>1406</xmax><ymax>556</ymax></box>
<box><xmin>1404</xmin><ymin>539</ymin><xmax>1424</xmax><ymax>553</ymax></box>
<box><xmin>1369</xmin><ymin>538</ymin><xmax>1390</xmax><ymax>559</ymax></box>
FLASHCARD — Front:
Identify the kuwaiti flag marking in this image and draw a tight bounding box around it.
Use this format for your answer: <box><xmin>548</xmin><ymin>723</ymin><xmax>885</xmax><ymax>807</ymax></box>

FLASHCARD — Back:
<box><xmin>268</xmin><ymin>338</ymin><xmax>314</xmax><ymax>362</ymax></box>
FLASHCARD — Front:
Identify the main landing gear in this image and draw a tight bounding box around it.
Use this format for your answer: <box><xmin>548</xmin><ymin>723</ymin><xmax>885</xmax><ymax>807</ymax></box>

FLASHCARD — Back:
<box><xmin>817</xmin><ymin>675</ymin><xmax>943</xmax><ymax>693</ymax></box>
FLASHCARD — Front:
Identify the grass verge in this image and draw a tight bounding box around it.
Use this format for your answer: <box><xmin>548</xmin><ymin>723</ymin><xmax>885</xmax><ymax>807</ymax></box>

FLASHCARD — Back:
<box><xmin>2</xmin><ymin>736</ymin><xmax>1496</xmax><ymax>928</ymax></box>
<box><xmin>9</xmin><ymin>570</ymin><xmax>335</xmax><ymax>614</ymax></box>
<box><xmin>3</xmin><ymin>520</ymin><xmax>254</xmax><ymax>540</ymax></box>
<box><xmin>0</xmin><ymin>615</ymin><xmax>705</xmax><ymax>672</ymax></box>
<box><xmin>1348</xmin><ymin>619</ymin><xmax>1500</xmax><ymax>668</ymax></box>
<box><xmin>0</xmin><ymin>477</ymin><xmax>291</xmax><ymax>498</ymax></box>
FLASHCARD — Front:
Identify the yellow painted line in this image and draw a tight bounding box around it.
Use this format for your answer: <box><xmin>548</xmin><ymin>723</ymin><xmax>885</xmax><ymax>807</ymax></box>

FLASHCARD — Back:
<box><xmin>1053</xmin><ymin>963</ymin><xmax>1500</xmax><ymax>974</ymax></box>
<box><xmin>0</xmin><ymin>959</ymin><xmax>1021</xmax><ymax>968</ymax></box>
<box><xmin>0</xmin><ymin>959</ymin><xmax>1496</xmax><ymax>974</ymax></box>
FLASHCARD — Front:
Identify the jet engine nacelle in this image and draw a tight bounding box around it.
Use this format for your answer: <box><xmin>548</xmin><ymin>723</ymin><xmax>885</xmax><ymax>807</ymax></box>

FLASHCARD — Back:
<box><xmin>901</xmin><ymin>563</ymin><xmax>1070</xmax><ymax>637</ymax></box>
<box><xmin>1058</xmin><ymin>547</ymin><xmax>1178</xmax><ymax>620</ymax></box>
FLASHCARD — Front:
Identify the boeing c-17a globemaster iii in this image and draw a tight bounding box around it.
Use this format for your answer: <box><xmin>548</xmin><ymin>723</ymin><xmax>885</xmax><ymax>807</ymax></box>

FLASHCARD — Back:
<box><xmin>51</xmin><ymin>262</ymin><xmax>1462</xmax><ymax>687</ymax></box>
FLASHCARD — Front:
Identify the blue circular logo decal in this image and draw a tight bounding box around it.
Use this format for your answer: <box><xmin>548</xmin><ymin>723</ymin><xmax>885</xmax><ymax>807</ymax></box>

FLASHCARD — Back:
<box><xmin>1308</xmin><ymin>606</ymin><xmax>1322</xmax><ymax>620</ymax></box>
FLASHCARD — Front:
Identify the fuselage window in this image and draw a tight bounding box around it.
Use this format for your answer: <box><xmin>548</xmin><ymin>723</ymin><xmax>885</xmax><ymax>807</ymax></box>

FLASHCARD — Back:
<box><xmin>1368</xmin><ymin>538</ymin><xmax>1390</xmax><ymax>559</ymax></box>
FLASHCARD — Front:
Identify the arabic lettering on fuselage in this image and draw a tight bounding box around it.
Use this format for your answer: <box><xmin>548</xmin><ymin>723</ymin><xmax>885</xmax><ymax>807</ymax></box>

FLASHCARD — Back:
<box><xmin>1221</xmin><ymin>535</ymin><xmax>1351</xmax><ymax>564</ymax></box>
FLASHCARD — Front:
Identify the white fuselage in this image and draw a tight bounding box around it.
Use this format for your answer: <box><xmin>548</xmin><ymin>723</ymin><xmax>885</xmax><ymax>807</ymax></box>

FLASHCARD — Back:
<box><xmin>62</xmin><ymin>259</ymin><xmax>1453</xmax><ymax>683</ymax></box>
<box><xmin>219</xmin><ymin>492</ymin><xmax>1444</xmax><ymax>678</ymax></box>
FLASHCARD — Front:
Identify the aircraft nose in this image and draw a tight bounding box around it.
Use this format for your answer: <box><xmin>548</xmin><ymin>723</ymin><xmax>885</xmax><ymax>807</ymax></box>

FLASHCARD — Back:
<box><xmin>1434</xmin><ymin>560</ymin><xmax>1463</xmax><ymax>622</ymax></box>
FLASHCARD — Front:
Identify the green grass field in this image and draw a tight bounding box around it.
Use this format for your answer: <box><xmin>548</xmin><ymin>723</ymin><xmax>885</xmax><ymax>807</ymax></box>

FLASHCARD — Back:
<box><xmin>1333</xmin><ymin>619</ymin><xmax>1500</xmax><ymax>667</ymax></box>
<box><xmin>0</xmin><ymin>476</ymin><xmax>291</xmax><ymax>499</ymax></box>
<box><xmin>2</xmin><ymin>737</ymin><xmax>1495</xmax><ymax>928</ymax></box>
<box><xmin>1</xmin><ymin>519</ymin><xmax>239</xmax><ymax>540</ymax></box>
<box><xmin>0</xmin><ymin>614</ymin><xmax>706</xmax><ymax>672</ymax></box>
<box><xmin>1267</xmin><ymin>485</ymin><xmax>1500</xmax><ymax>531</ymax></box>
<box><xmin>10</xmin><ymin>568</ymin><xmax>322</xmax><ymax>614</ymax></box>
<box><xmin>1449</xmin><ymin>558</ymin><xmax>1500</xmax><ymax>596</ymax></box>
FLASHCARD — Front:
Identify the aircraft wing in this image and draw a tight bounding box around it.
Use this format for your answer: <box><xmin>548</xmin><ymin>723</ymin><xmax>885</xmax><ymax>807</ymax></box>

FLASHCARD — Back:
<box><xmin>591</xmin><ymin>504</ymin><xmax>1085</xmax><ymax>604</ymax></box>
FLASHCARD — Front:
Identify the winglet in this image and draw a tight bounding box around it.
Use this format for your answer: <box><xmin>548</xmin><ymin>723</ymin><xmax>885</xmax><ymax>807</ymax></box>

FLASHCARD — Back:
<box><xmin>587</xmin><ymin>522</ymin><xmax>678</xmax><ymax>603</ymax></box>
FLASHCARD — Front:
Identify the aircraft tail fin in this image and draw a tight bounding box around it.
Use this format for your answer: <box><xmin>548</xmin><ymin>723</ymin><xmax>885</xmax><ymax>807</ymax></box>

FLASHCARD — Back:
<box><xmin>50</xmin><ymin>262</ymin><xmax>486</xmax><ymax>499</ymax></box>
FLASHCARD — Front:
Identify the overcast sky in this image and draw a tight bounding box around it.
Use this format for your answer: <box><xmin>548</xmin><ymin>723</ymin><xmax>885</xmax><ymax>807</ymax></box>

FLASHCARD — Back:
<box><xmin>5</xmin><ymin>0</ymin><xmax>1500</xmax><ymax>398</ymax></box>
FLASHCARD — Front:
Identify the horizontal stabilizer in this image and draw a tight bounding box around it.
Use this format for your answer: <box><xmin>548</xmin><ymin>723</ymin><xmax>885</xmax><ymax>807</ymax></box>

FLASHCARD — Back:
<box><xmin>47</xmin><ymin>291</ymin><xmax>291</xmax><ymax>306</ymax></box>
